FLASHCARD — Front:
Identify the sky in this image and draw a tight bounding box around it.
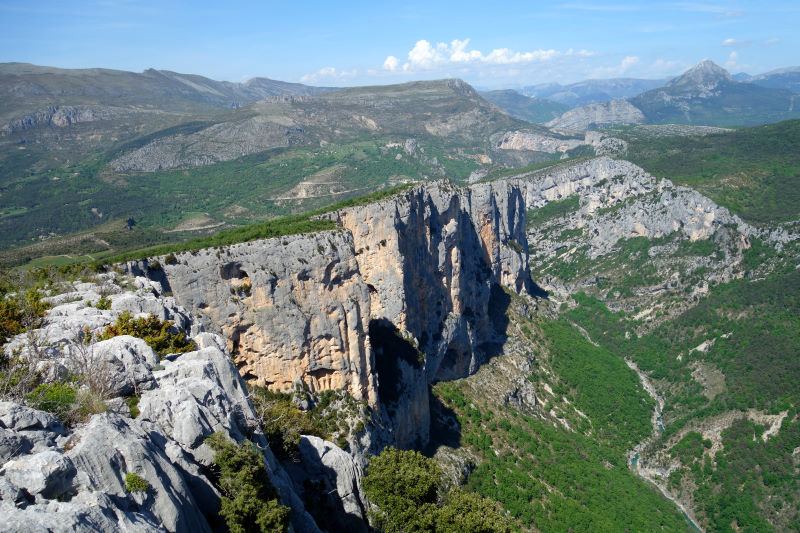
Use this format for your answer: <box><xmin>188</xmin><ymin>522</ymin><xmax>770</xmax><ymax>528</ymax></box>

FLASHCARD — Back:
<box><xmin>0</xmin><ymin>1</ymin><xmax>798</xmax><ymax>88</ymax></box>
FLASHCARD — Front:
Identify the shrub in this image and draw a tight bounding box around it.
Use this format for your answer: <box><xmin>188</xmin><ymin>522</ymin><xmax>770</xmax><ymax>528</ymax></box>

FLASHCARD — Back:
<box><xmin>0</xmin><ymin>299</ymin><xmax>24</xmax><ymax>343</ymax></box>
<box><xmin>75</xmin><ymin>389</ymin><xmax>107</xmax><ymax>420</ymax></box>
<box><xmin>205</xmin><ymin>432</ymin><xmax>290</xmax><ymax>533</ymax></box>
<box><xmin>0</xmin><ymin>288</ymin><xmax>50</xmax><ymax>343</ymax></box>
<box><xmin>26</xmin><ymin>382</ymin><xmax>77</xmax><ymax>421</ymax></box>
<box><xmin>99</xmin><ymin>311</ymin><xmax>195</xmax><ymax>356</ymax></box>
<box><xmin>126</xmin><ymin>396</ymin><xmax>140</xmax><ymax>418</ymax></box>
<box><xmin>164</xmin><ymin>253</ymin><xmax>178</xmax><ymax>265</ymax></box>
<box><xmin>95</xmin><ymin>296</ymin><xmax>111</xmax><ymax>310</ymax></box>
<box><xmin>362</xmin><ymin>447</ymin><xmax>511</xmax><ymax>533</ymax></box>
<box><xmin>249</xmin><ymin>387</ymin><xmax>326</xmax><ymax>459</ymax></box>
<box><xmin>125</xmin><ymin>472</ymin><xmax>150</xmax><ymax>493</ymax></box>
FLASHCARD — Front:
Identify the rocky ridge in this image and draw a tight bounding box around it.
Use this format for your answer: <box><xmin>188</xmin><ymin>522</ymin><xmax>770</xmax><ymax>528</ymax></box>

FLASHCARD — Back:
<box><xmin>494</xmin><ymin>131</ymin><xmax>584</xmax><ymax>153</ymax></box>
<box><xmin>545</xmin><ymin>98</ymin><xmax>646</xmax><ymax>132</ymax></box>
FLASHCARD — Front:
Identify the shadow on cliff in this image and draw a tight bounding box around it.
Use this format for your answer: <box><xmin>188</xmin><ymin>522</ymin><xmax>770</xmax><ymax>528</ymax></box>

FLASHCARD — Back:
<box><xmin>369</xmin><ymin>318</ymin><xmax>424</xmax><ymax>411</ymax></box>
<box><xmin>283</xmin><ymin>447</ymin><xmax>369</xmax><ymax>533</ymax></box>
<box><xmin>125</xmin><ymin>259</ymin><xmax>174</xmax><ymax>294</ymax></box>
<box><xmin>424</xmin><ymin>391</ymin><xmax>462</xmax><ymax>456</ymax></box>
<box><xmin>525</xmin><ymin>278</ymin><xmax>549</xmax><ymax>300</ymax></box>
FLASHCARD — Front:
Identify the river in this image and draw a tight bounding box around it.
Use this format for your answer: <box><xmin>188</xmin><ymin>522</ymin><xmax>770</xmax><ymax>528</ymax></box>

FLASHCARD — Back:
<box><xmin>626</xmin><ymin>359</ymin><xmax>704</xmax><ymax>533</ymax></box>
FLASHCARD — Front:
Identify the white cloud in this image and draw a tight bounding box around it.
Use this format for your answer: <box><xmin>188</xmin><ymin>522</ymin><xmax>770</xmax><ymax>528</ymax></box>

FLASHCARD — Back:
<box><xmin>725</xmin><ymin>51</ymin><xmax>739</xmax><ymax>70</ymax></box>
<box><xmin>589</xmin><ymin>55</ymin><xmax>641</xmax><ymax>77</ymax></box>
<box><xmin>382</xmin><ymin>38</ymin><xmax>594</xmax><ymax>74</ymax></box>
<box><xmin>300</xmin><ymin>67</ymin><xmax>357</xmax><ymax>84</ymax></box>
<box><xmin>717</xmin><ymin>10</ymin><xmax>744</xmax><ymax>18</ymax></box>
<box><xmin>722</xmin><ymin>38</ymin><xmax>751</xmax><ymax>47</ymax></box>
<box><xmin>620</xmin><ymin>55</ymin><xmax>640</xmax><ymax>70</ymax></box>
<box><xmin>383</xmin><ymin>55</ymin><xmax>399</xmax><ymax>71</ymax></box>
<box><xmin>644</xmin><ymin>58</ymin><xmax>689</xmax><ymax>78</ymax></box>
<box><xmin>722</xmin><ymin>37</ymin><xmax>780</xmax><ymax>48</ymax></box>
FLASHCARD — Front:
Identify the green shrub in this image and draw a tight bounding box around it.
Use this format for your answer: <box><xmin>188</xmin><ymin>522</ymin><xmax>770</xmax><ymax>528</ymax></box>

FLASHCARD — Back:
<box><xmin>249</xmin><ymin>387</ymin><xmax>326</xmax><ymax>458</ymax></box>
<box><xmin>99</xmin><ymin>311</ymin><xmax>195</xmax><ymax>356</ymax></box>
<box><xmin>126</xmin><ymin>396</ymin><xmax>140</xmax><ymax>418</ymax></box>
<box><xmin>26</xmin><ymin>383</ymin><xmax>77</xmax><ymax>421</ymax></box>
<box><xmin>0</xmin><ymin>288</ymin><xmax>50</xmax><ymax>343</ymax></box>
<box><xmin>0</xmin><ymin>299</ymin><xmax>24</xmax><ymax>343</ymax></box>
<box><xmin>164</xmin><ymin>253</ymin><xmax>178</xmax><ymax>265</ymax></box>
<box><xmin>95</xmin><ymin>296</ymin><xmax>111</xmax><ymax>310</ymax></box>
<box><xmin>362</xmin><ymin>447</ymin><xmax>510</xmax><ymax>533</ymax></box>
<box><xmin>125</xmin><ymin>472</ymin><xmax>150</xmax><ymax>493</ymax></box>
<box><xmin>205</xmin><ymin>432</ymin><xmax>290</xmax><ymax>533</ymax></box>
<box><xmin>436</xmin><ymin>489</ymin><xmax>511</xmax><ymax>533</ymax></box>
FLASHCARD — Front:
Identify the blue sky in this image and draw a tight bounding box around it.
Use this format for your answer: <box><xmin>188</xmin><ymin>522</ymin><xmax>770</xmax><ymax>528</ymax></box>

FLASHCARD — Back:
<box><xmin>1</xmin><ymin>1</ymin><xmax>797</xmax><ymax>88</ymax></box>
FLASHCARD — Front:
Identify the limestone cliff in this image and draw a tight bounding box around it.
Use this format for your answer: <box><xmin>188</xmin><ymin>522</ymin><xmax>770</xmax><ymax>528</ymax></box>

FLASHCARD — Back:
<box><xmin>129</xmin><ymin>230</ymin><xmax>376</xmax><ymax>405</ymax></box>
<box><xmin>139</xmin><ymin>179</ymin><xmax>530</xmax><ymax>449</ymax></box>
<box><xmin>495</xmin><ymin>131</ymin><xmax>584</xmax><ymax>153</ymax></box>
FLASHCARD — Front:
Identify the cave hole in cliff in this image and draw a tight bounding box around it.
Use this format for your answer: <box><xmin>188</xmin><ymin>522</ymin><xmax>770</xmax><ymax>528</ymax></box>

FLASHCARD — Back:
<box><xmin>219</xmin><ymin>262</ymin><xmax>249</xmax><ymax>280</ymax></box>
<box><xmin>369</xmin><ymin>318</ymin><xmax>424</xmax><ymax>408</ymax></box>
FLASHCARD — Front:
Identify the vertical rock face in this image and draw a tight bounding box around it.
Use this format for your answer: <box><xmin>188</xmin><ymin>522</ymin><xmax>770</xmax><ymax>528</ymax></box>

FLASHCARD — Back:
<box><xmin>141</xmin><ymin>230</ymin><xmax>377</xmax><ymax>406</ymax></box>
<box><xmin>328</xmin><ymin>180</ymin><xmax>529</xmax><ymax>447</ymax></box>
<box><xmin>331</xmin><ymin>180</ymin><xmax>528</xmax><ymax>379</ymax></box>
<box><xmin>152</xmin><ymin>179</ymin><xmax>530</xmax><ymax>449</ymax></box>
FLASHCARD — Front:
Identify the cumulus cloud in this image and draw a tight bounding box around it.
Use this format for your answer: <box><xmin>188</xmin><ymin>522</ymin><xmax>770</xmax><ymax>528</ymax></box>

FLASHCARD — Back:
<box><xmin>383</xmin><ymin>55</ymin><xmax>399</xmax><ymax>71</ymax></box>
<box><xmin>300</xmin><ymin>67</ymin><xmax>357</xmax><ymax>83</ymax></box>
<box><xmin>382</xmin><ymin>38</ymin><xmax>595</xmax><ymax>73</ymax></box>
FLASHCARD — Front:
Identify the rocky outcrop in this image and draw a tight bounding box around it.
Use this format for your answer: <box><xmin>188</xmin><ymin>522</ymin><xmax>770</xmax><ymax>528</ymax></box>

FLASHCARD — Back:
<box><xmin>546</xmin><ymin>98</ymin><xmax>645</xmax><ymax>132</ymax></box>
<box><xmin>0</xmin><ymin>276</ymin><xmax>321</xmax><ymax>532</ymax></box>
<box><xmin>0</xmin><ymin>105</ymin><xmax>139</xmax><ymax>135</ymax></box>
<box><xmin>517</xmin><ymin>156</ymin><xmax>757</xmax><ymax>253</ymax></box>
<box><xmin>111</xmin><ymin>116</ymin><xmax>295</xmax><ymax>172</ymax></box>
<box><xmin>495</xmin><ymin>131</ymin><xmax>584</xmax><ymax>153</ymax></box>
<box><xmin>584</xmin><ymin>131</ymin><xmax>628</xmax><ymax>156</ymax></box>
<box><xmin>285</xmin><ymin>435</ymin><xmax>368</xmax><ymax>533</ymax></box>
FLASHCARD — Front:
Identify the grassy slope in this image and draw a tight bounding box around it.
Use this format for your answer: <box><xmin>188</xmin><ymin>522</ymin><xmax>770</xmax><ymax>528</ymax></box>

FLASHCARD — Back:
<box><xmin>431</xmin><ymin>298</ymin><xmax>691</xmax><ymax>532</ymax></box>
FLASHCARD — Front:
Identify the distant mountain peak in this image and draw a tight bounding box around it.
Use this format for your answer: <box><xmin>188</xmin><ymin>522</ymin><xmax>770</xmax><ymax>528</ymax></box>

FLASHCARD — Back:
<box><xmin>669</xmin><ymin>60</ymin><xmax>732</xmax><ymax>90</ymax></box>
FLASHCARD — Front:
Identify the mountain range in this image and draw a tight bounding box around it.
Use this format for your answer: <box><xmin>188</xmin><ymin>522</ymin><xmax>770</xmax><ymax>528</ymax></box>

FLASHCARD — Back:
<box><xmin>545</xmin><ymin>60</ymin><xmax>800</xmax><ymax>130</ymax></box>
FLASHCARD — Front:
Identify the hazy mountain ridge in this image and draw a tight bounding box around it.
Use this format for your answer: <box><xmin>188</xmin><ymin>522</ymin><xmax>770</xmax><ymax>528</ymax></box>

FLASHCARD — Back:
<box><xmin>478</xmin><ymin>89</ymin><xmax>570</xmax><ymax>123</ymax></box>
<box><xmin>521</xmin><ymin>77</ymin><xmax>667</xmax><ymax>107</ymax></box>
<box><xmin>543</xmin><ymin>60</ymin><xmax>800</xmax><ymax>130</ymax></box>
<box><xmin>0</xmin><ymin>62</ymin><xmax>338</xmax><ymax>117</ymax></box>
